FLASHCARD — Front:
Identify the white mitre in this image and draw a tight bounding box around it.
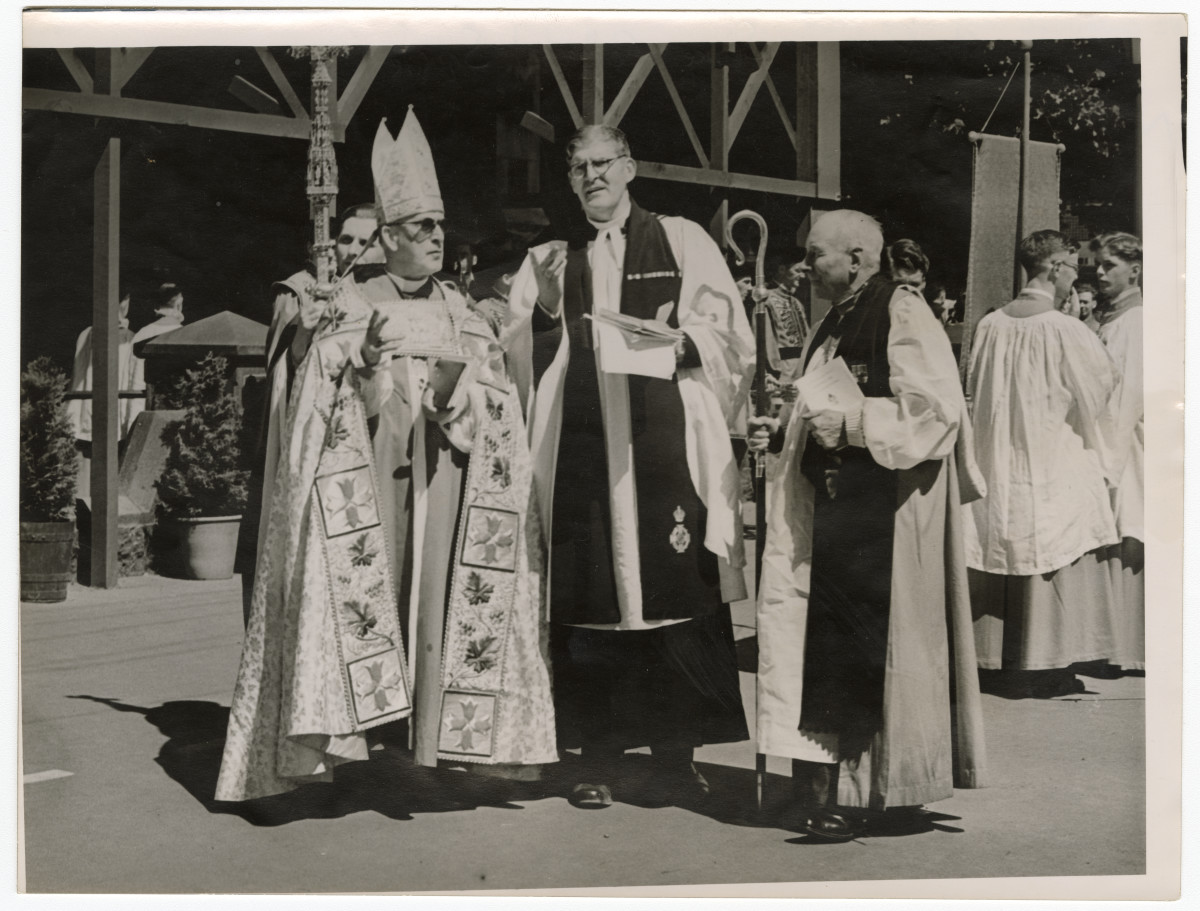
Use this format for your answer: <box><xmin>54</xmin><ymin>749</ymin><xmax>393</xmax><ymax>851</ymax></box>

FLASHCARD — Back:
<box><xmin>372</xmin><ymin>106</ymin><xmax>444</xmax><ymax>225</ymax></box>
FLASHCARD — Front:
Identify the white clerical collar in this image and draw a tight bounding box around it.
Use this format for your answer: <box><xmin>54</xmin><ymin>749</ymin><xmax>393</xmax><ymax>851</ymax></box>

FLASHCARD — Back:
<box><xmin>387</xmin><ymin>272</ymin><xmax>433</xmax><ymax>294</ymax></box>
<box><xmin>586</xmin><ymin>194</ymin><xmax>632</xmax><ymax>235</ymax></box>
<box><xmin>1109</xmin><ymin>286</ymin><xmax>1141</xmax><ymax>307</ymax></box>
<box><xmin>1017</xmin><ymin>287</ymin><xmax>1054</xmax><ymax>302</ymax></box>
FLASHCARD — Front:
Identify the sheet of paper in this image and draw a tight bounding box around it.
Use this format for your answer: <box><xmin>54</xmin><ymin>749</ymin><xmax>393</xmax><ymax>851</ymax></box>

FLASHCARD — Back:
<box><xmin>585</xmin><ymin>312</ymin><xmax>681</xmax><ymax>380</ymax></box>
<box><xmin>792</xmin><ymin>356</ymin><xmax>866</xmax><ymax>414</ymax></box>
<box><xmin>586</xmin><ymin>308</ymin><xmax>683</xmax><ymax>341</ymax></box>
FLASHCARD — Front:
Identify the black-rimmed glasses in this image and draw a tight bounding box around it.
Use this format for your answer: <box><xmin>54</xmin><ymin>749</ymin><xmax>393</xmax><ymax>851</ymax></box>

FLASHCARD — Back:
<box><xmin>389</xmin><ymin>218</ymin><xmax>445</xmax><ymax>241</ymax></box>
<box><xmin>567</xmin><ymin>155</ymin><xmax>627</xmax><ymax>181</ymax></box>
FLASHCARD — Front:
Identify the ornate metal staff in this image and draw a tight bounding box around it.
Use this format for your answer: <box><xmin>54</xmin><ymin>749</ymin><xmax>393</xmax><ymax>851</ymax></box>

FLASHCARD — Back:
<box><xmin>725</xmin><ymin>207</ymin><xmax>770</xmax><ymax>815</ymax></box>
<box><xmin>725</xmin><ymin>209</ymin><xmax>770</xmax><ymax>560</ymax></box>
<box><xmin>290</xmin><ymin>46</ymin><xmax>350</xmax><ymax>300</ymax></box>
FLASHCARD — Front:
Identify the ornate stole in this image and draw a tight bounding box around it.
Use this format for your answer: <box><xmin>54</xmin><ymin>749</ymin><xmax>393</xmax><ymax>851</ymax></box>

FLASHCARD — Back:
<box><xmin>308</xmin><ymin>278</ymin><xmax>548</xmax><ymax>761</ymax></box>
<box><xmin>437</xmin><ymin>375</ymin><xmax>543</xmax><ymax>761</ymax></box>
<box><xmin>313</xmin><ymin>355</ymin><xmax>414</xmax><ymax>730</ymax></box>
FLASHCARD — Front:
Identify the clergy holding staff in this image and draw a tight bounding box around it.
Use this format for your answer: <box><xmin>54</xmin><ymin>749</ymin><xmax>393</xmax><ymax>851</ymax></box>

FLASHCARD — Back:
<box><xmin>502</xmin><ymin>125</ymin><xmax>755</xmax><ymax>809</ymax></box>
<box><xmin>749</xmin><ymin>209</ymin><xmax>988</xmax><ymax>840</ymax></box>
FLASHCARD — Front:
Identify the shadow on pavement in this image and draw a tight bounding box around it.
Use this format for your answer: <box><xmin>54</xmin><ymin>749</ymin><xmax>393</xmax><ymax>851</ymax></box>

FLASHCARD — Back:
<box><xmin>66</xmin><ymin>695</ymin><xmax>968</xmax><ymax>838</ymax></box>
<box><xmin>67</xmin><ymin>695</ymin><xmax>540</xmax><ymax>826</ymax></box>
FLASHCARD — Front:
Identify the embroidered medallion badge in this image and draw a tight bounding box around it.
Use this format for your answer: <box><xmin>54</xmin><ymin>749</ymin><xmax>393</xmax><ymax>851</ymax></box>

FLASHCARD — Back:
<box><xmin>669</xmin><ymin>505</ymin><xmax>691</xmax><ymax>553</ymax></box>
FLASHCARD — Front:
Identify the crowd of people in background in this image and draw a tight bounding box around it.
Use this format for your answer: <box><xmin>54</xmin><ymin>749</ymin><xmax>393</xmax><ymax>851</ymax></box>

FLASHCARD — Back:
<box><xmin>161</xmin><ymin>114</ymin><xmax>1144</xmax><ymax>843</ymax></box>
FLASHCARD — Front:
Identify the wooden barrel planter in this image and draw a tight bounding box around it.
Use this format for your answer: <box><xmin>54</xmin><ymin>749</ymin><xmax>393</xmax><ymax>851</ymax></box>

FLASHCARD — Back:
<box><xmin>160</xmin><ymin>515</ymin><xmax>243</xmax><ymax>580</ymax></box>
<box><xmin>19</xmin><ymin>521</ymin><xmax>75</xmax><ymax>602</ymax></box>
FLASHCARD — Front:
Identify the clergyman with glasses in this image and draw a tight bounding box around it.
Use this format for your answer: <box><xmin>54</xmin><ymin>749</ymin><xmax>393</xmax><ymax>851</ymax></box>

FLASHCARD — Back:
<box><xmin>500</xmin><ymin>124</ymin><xmax>755</xmax><ymax>810</ymax></box>
<box><xmin>216</xmin><ymin>110</ymin><xmax>557</xmax><ymax>803</ymax></box>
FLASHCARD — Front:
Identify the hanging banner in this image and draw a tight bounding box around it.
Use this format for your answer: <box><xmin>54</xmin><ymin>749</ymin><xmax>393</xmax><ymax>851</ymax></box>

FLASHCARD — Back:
<box><xmin>961</xmin><ymin>133</ymin><xmax>1064</xmax><ymax>371</ymax></box>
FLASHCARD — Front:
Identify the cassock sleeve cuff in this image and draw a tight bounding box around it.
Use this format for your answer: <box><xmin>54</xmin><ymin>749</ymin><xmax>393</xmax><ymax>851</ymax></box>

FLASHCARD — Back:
<box><xmin>845</xmin><ymin>404</ymin><xmax>866</xmax><ymax>448</ymax></box>
<box><xmin>532</xmin><ymin>299</ymin><xmax>561</xmax><ymax>331</ymax></box>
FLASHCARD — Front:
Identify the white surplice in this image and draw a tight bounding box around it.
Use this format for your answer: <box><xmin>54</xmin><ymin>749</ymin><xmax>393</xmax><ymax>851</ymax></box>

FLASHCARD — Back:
<box><xmin>964</xmin><ymin>299</ymin><xmax>1121</xmax><ymax>575</ymax></box>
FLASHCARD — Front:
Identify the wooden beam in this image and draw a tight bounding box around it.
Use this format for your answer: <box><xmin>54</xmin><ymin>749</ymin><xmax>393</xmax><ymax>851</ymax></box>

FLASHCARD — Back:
<box><xmin>581</xmin><ymin>44</ymin><xmax>603</xmax><ymax>123</ymax></box>
<box><xmin>635</xmin><ymin>159</ymin><xmax>817</xmax><ymax>198</ymax></box>
<box><xmin>816</xmin><ymin>42</ymin><xmax>841</xmax><ymax>200</ymax></box>
<box><xmin>710</xmin><ymin>43</ymin><xmax>732</xmax><ymax>245</ymax></box>
<box><xmin>710</xmin><ymin>43</ymin><xmax>731</xmax><ymax>170</ymax></box>
<box><xmin>112</xmin><ymin>47</ymin><xmax>155</xmax><ymax>96</ymax></box>
<box><xmin>56</xmin><ymin>49</ymin><xmax>92</xmax><ymax>94</ymax></box>
<box><xmin>647</xmin><ymin>44</ymin><xmax>708</xmax><ymax>168</ymax></box>
<box><xmin>336</xmin><ymin>45</ymin><xmax>390</xmax><ymax>137</ymax></box>
<box><xmin>747</xmin><ymin>42</ymin><xmax>797</xmax><ymax>152</ymax></box>
<box><xmin>603</xmin><ymin>52</ymin><xmax>654</xmax><ymax>128</ymax></box>
<box><xmin>728</xmin><ymin>42</ymin><xmax>780</xmax><ymax>148</ymax></box>
<box><xmin>90</xmin><ymin>138</ymin><xmax>120</xmax><ymax>589</ymax></box>
<box><xmin>228</xmin><ymin>75</ymin><xmax>283</xmax><ymax>116</ymax></box>
<box><xmin>542</xmin><ymin>45</ymin><xmax>582</xmax><ymax>129</ymax></box>
<box><xmin>23</xmin><ymin>88</ymin><xmax>312</xmax><ymax>141</ymax></box>
<box><xmin>254</xmin><ymin>46</ymin><xmax>308</xmax><ymax>120</ymax></box>
<box><xmin>796</xmin><ymin>43</ymin><xmax>818</xmax><ymax>183</ymax></box>
<box><xmin>95</xmin><ymin>49</ymin><xmax>114</xmax><ymax>97</ymax></box>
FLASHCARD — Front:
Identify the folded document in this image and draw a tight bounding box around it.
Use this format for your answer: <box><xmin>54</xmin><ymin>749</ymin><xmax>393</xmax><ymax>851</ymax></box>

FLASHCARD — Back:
<box><xmin>585</xmin><ymin>309</ymin><xmax>684</xmax><ymax>380</ymax></box>
<box><xmin>792</xmin><ymin>356</ymin><xmax>865</xmax><ymax>414</ymax></box>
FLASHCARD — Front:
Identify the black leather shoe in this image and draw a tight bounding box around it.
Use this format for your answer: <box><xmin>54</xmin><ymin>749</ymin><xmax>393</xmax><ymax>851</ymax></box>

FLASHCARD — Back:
<box><xmin>642</xmin><ymin>761</ymin><xmax>711</xmax><ymax>807</ymax></box>
<box><xmin>803</xmin><ymin>808</ymin><xmax>861</xmax><ymax>841</ymax></box>
<box><xmin>568</xmin><ymin>782</ymin><xmax>613</xmax><ymax>809</ymax></box>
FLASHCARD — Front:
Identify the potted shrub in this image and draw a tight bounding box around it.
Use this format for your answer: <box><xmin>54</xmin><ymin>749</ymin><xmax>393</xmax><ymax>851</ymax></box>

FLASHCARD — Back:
<box><xmin>19</xmin><ymin>357</ymin><xmax>81</xmax><ymax>602</ymax></box>
<box><xmin>156</xmin><ymin>353</ymin><xmax>249</xmax><ymax>579</ymax></box>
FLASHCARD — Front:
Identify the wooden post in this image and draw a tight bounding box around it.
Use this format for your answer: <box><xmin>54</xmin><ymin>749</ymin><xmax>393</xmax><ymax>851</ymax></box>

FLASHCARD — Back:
<box><xmin>710</xmin><ymin>43</ymin><xmax>732</xmax><ymax>246</ymax></box>
<box><xmin>1015</xmin><ymin>41</ymin><xmax>1033</xmax><ymax>295</ymax></box>
<box><xmin>796</xmin><ymin>43</ymin><xmax>818</xmax><ymax>185</ymax></box>
<box><xmin>815</xmin><ymin>43</ymin><xmax>841</xmax><ymax>201</ymax></box>
<box><xmin>581</xmin><ymin>45</ymin><xmax>603</xmax><ymax>123</ymax></box>
<box><xmin>90</xmin><ymin>136</ymin><xmax>121</xmax><ymax>588</ymax></box>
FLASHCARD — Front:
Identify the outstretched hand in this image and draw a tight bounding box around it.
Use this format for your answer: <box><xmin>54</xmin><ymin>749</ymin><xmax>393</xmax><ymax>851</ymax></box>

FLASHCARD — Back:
<box><xmin>361</xmin><ymin>309</ymin><xmax>390</xmax><ymax>367</ymax></box>
<box><xmin>298</xmin><ymin>292</ymin><xmax>328</xmax><ymax>332</ymax></box>
<box><xmin>531</xmin><ymin>242</ymin><xmax>567</xmax><ymax>315</ymax></box>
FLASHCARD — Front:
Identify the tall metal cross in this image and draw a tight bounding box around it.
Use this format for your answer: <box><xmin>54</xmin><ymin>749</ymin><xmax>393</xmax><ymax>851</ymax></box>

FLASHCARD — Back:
<box><xmin>290</xmin><ymin>45</ymin><xmax>350</xmax><ymax>291</ymax></box>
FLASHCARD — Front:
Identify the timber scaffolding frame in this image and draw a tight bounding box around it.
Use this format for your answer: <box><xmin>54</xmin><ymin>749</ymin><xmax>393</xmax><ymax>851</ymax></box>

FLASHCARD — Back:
<box><xmin>542</xmin><ymin>42</ymin><xmax>841</xmax><ymax>232</ymax></box>
<box><xmin>22</xmin><ymin>41</ymin><xmax>841</xmax><ymax>587</ymax></box>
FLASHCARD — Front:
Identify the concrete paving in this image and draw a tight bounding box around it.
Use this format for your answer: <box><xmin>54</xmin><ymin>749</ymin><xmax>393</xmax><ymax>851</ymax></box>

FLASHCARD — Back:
<box><xmin>20</xmin><ymin>572</ymin><xmax>1145</xmax><ymax>895</ymax></box>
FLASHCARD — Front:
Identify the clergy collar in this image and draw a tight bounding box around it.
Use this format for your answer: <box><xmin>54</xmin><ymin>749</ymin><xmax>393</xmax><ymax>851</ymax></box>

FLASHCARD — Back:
<box><xmin>1095</xmin><ymin>285</ymin><xmax>1142</xmax><ymax>324</ymax></box>
<box><xmin>830</xmin><ymin>272</ymin><xmax>877</xmax><ymax>317</ymax></box>
<box><xmin>1017</xmin><ymin>287</ymin><xmax>1055</xmax><ymax>302</ymax></box>
<box><xmin>385</xmin><ymin>272</ymin><xmax>435</xmax><ymax>297</ymax></box>
<box><xmin>586</xmin><ymin>193</ymin><xmax>632</xmax><ymax>235</ymax></box>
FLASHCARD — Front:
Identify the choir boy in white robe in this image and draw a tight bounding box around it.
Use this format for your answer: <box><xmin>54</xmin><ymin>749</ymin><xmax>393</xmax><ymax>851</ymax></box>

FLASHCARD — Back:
<box><xmin>965</xmin><ymin>230</ymin><xmax>1122</xmax><ymax>693</ymax></box>
<box><xmin>1091</xmin><ymin>231</ymin><xmax>1145</xmax><ymax>671</ymax></box>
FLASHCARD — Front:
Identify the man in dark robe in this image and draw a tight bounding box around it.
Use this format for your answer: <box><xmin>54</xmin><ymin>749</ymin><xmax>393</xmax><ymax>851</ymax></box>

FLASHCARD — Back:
<box><xmin>502</xmin><ymin>124</ymin><xmax>755</xmax><ymax>809</ymax></box>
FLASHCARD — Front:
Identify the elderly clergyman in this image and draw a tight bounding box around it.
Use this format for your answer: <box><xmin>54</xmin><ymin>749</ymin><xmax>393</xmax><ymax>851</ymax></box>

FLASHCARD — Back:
<box><xmin>502</xmin><ymin>124</ymin><xmax>754</xmax><ymax>809</ymax></box>
<box><xmin>750</xmin><ymin>209</ymin><xmax>988</xmax><ymax>840</ymax></box>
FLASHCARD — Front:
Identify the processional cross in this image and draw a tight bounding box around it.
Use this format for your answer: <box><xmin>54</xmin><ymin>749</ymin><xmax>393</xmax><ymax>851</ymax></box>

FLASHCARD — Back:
<box><xmin>290</xmin><ymin>45</ymin><xmax>350</xmax><ymax>296</ymax></box>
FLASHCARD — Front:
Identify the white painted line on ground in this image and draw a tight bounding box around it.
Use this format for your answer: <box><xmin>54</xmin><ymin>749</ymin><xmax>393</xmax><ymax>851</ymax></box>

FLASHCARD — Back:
<box><xmin>23</xmin><ymin>769</ymin><xmax>74</xmax><ymax>784</ymax></box>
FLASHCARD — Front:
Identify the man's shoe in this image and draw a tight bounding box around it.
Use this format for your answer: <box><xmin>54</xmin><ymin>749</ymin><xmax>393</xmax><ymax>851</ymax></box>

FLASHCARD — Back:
<box><xmin>568</xmin><ymin>782</ymin><xmax>613</xmax><ymax>809</ymax></box>
<box><xmin>802</xmin><ymin>808</ymin><xmax>861</xmax><ymax>841</ymax></box>
<box><xmin>644</xmin><ymin>761</ymin><xmax>710</xmax><ymax>807</ymax></box>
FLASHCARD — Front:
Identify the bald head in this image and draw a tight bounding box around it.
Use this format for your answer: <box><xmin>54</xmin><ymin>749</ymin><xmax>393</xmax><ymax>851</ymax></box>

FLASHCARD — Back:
<box><xmin>810</xmin><ymin>210</ymin><xmax>883</xmax><ymax>270</ymax></box>
<box><xmin>805</xmin><ymin>209</ymin><xmax>884</xmax><ymax>300</ymax></box>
